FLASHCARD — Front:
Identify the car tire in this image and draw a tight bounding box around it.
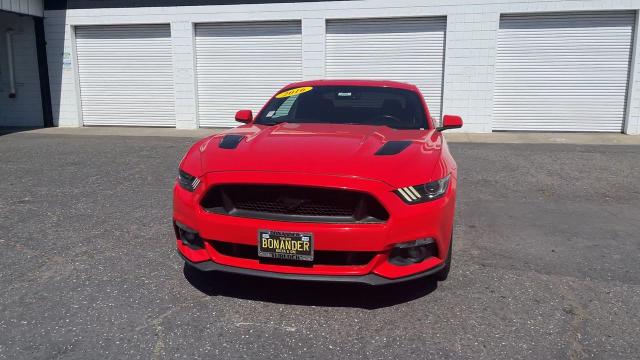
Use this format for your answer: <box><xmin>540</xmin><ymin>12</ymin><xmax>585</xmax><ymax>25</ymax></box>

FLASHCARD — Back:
<box><xmin>433</xmin><ymin>239</ymin><xmax>452</xmax><ymax>281</ymax></box>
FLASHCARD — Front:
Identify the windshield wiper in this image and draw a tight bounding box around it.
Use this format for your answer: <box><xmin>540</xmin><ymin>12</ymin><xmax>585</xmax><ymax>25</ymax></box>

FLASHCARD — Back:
<box><xmin>382</xmin><ymin>124</ymin><xmax>418</xmax><ymax>130</ymax></box>
<box><xmin>258</xmin><ymin>120</ymin><xmax>419</xmax><ymax>130</ymax></box>
<box><xmin>259</xmin><ymin>119</ymin><xmax>288</xmax><ymax>126</ymax></box>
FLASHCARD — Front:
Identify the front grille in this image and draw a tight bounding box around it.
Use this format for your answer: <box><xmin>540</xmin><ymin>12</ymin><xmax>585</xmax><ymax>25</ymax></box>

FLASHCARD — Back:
<box><xmin>200</xmin><ymin>184</ymin><xmax>389</xmax><ymax>223</ymax></box>
<box><xmin>210</xmin><ymin>240</ymin><xmax>376</xmax><ymax>266</ymax></box>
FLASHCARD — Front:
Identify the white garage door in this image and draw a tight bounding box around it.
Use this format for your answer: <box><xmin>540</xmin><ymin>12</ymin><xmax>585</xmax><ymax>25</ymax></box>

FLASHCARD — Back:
<box><xmin>195</xmin><ymin>21</ymin><xmax>303</xmax><ymax>128</ymax></box>
<box><xmin>494</xmin><ymin>12</ymin><xmax>635</xmax><ymax>132</ymax></box>
<box><xmin>326</xmin><ymin>17</ymin><xmax>446</xmax><ymax>121</ymax></box>
<box><xmin>75</xmin><ymin>25</ymin><xmax>175</xmax><ymax>127</ymax></box>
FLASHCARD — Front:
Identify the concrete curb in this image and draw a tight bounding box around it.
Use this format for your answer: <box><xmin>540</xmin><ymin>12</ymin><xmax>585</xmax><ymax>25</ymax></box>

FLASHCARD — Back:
<box><xmin>443</xmin><ymin>132</ymin><xmax>640</xmax><ymax>145</ymax></box>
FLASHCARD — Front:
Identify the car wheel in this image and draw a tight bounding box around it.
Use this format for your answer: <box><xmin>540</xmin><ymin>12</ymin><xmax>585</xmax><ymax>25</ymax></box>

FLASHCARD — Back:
<box><xmin>433</xmin><ymin>239</ymin><xmax>452</xmax><ymax>281</ymax></box>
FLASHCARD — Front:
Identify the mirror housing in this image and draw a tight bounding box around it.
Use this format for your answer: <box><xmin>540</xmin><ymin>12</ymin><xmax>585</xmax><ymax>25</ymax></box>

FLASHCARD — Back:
<box><xmin>438</xmin><ymin>115</ymin><xmax>463</xmax><ymax>131</ymax></box>
<box><xmin>235</xmin><ymin>110</ymin><xmax>253</xmax><ymax>124</ymax></box>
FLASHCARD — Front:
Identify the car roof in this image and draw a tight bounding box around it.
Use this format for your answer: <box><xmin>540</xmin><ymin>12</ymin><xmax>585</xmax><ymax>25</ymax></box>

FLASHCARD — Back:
<box><xmin>281</xmin><ymin>79</ymin><xmax>420</xmax><ymax>92</ymax></box>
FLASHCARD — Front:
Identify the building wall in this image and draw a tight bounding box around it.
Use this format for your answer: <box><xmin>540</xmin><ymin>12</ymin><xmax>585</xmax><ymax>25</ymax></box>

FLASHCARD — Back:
<box><xmin>1</xmin><ymin>0</ymin><xmax>43</xmax><ymax>16</ymax></box>
<box><xmin>43</xmin><ymin>0</ymin><xmax>640</xmax><ymax>133</ymax></box>
<box><xmin>0</xmin><ymin>11</ymin><xmax>43</xmax><ymax>127</ymax></box>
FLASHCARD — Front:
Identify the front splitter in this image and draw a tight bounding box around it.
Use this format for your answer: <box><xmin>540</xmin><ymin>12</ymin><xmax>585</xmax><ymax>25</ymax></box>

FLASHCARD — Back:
<box><xmin>179</xmin><ymin>252</ymin><xmax>445</xmax><ymax>286</ymax></box>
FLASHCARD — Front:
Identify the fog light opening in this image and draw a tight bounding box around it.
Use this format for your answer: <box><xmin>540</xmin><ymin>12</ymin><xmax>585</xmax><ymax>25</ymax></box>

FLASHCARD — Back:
<box><xmin>175</xmin><ymin>222</ymin><xmax>204</xmax><ymax>250</ymax></box>
<box><xmin>389</xmin><ymin>238</ymin><xmax>436</xmax><ymax>266</ymax></box>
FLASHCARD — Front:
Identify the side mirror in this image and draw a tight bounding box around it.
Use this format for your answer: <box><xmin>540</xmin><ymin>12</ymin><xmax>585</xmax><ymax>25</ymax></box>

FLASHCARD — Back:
<box><xmin>438</xmin><ymin>115</ymin><xmax>463</xmax><ymax>131</ymax></box>
<box><xmin>235</xmin><ymin>110</ymin><xmax>253</xmax><ymax>124</ymax></box>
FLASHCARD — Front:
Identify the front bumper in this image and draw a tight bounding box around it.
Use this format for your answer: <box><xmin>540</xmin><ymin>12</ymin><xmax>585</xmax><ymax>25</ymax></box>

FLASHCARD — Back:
<box><xmin>174</xmin><ymin>171</ymin><xmax>456</xmax><ymax>283</ymax></box>
<box><xmin>180</xmin><ymin>252</ymin><xmax>446</xmax><ymax>286</ymax></box>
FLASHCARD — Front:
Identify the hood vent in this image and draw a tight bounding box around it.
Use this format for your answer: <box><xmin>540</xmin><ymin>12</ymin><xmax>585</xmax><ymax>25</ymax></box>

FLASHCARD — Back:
<box><xmin>375</xmin><ymin>141</ymin><xmax>411</xmax><ymax>156</ymax></box>
<box><xmin>219</xmin><ymin>134</ymin><xmax>245</xmax><ymax>149</ymax></box>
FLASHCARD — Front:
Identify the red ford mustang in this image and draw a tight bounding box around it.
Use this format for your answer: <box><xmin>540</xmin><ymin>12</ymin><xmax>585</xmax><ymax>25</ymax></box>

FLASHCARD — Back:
<box><xmin>174</xmin><ymin>80</ymin><xmax>462</xmax><ymax>285</ymax></box>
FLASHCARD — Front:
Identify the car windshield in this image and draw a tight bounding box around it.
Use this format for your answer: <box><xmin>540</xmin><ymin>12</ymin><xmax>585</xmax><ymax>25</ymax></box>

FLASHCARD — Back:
<box><xmin>255</xmin><ymin>86</ymin><xmax>428</xmax><ymax>129</ymax></box>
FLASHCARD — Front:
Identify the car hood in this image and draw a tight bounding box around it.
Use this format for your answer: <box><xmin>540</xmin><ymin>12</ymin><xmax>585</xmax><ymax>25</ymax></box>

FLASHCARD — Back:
<box><xmin>198</xmin><ymin>123</ymin><xmax>444</xmax><ymax>188</ymax></box>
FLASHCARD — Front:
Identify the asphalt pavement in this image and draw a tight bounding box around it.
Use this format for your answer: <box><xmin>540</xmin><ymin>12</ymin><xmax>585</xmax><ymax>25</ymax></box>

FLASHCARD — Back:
<box><xmin>0</xmin><ymin>131</ymin><xmax>638</xmax><ymax>359</ymax></box>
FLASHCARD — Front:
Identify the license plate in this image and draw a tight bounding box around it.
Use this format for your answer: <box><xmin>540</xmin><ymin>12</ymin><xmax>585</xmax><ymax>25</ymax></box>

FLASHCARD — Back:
<box><xmin>258</xmin><ymin>230</ymin><xmax>313</xmax><ymax>262</ymax></box>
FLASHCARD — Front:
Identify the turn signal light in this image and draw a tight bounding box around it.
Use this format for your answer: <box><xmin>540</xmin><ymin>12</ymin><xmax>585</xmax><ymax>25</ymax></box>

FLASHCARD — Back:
<box><xmin>395</xmin><ymin>175</ymin><xmax>450</xmax><ymax>204</ymax></box>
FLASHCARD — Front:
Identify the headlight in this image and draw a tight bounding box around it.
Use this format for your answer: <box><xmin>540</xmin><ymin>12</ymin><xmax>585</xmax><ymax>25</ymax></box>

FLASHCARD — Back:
<box><xmin>178</xmin><ymin>169</ymin><xmax>200</xmax><ymax>192</ymax></box>
<box><xmin>395</xmin><ymin>175</ymin><xmax>450</xmax><ymax>204</ymax></box>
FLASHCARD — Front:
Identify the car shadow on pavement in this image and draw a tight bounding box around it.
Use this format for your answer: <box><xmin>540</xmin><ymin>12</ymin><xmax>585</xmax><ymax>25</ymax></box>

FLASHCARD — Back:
<box><xmin>183</xmin><ymin>264</ymin><xmax>437</xmax><ymax>309</ymax></box>
<box><xmin>0</xmin><ymin>127</ymin><xmax>41</xmax><ymax>136</ymax></box>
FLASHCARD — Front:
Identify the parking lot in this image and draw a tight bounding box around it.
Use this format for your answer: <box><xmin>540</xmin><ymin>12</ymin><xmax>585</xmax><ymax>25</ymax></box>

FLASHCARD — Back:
<box><xmin>0</xmin><ymin>131</ymin><xmax>639</xmax><ymax>359</ymax></box>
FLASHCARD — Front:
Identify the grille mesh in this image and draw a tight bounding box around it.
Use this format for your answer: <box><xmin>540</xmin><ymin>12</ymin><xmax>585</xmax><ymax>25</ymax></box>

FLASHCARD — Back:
<box><xmin>234</xmin><ymin>199</ymin><xmax>355</xmax><ymax>217</ymax></box>
<box><xmin>201</xmin><ymin>184</ymin><xmax>389</xmax><ymax>223</ymax></box>
<box><xmin>210</xmin><ymin>241</ymin><xmax>376</xmax><ymax>266</ymax></box>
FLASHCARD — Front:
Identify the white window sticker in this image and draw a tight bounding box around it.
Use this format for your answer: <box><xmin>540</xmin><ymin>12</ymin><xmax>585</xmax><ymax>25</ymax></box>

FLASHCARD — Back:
<box><xmin>266</xmin><ymin>110</ymin><xmax>276</xmax><ymax>118</ymax></box>
<box><xmin>338</xmin><ymin>92</ymin><xmax>352</xmax><ymax>97</ymax></box>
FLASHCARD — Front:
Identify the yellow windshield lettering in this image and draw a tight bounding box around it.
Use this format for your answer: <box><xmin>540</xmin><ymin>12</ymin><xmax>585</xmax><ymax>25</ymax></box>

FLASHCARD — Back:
<box><xmin>275</xmin><ymin>87</ymin><xmax>313</xmax><ymax>99</ymax></box>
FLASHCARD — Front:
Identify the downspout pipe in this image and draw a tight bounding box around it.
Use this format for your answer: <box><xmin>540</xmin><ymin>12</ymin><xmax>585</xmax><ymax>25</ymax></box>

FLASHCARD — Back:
<box><xmin>6</xmin><ymin>29</ymin><xmax>16</xmax><ymax>98</ymax></box>
<box><xmin>34</xmin><ymin>17</ymin><xmax>54</xmax><ymax>127</ymax></box>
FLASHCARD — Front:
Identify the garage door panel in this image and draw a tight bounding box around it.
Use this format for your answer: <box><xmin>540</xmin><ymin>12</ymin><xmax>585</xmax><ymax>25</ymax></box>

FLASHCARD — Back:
<box><xmin>195</xmin><ymin>21</ymin><xmax>302</xmax><ymax>128</ymax></box>
<box><xmin>75</xmin><ymin>24</ymin><xmax>175</xmax><ymax>127</ymax></box>
<box><xmin>493</xmin><ymin>12</ymin><xmax>634</xmax><ymax>132</ymax></box>
<box><xmin>326</xmin><ymin>17</ymin><xmax>446</xmax><ymax>122</ymax></box>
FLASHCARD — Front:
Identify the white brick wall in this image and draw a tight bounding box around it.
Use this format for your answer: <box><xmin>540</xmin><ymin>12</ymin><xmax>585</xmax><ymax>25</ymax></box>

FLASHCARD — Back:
<box><xmin>302</xmin><ymin>17</ymin><xmax>326</xmax><ymax>80</ymax></box>
<box><xmin>171</xmin><ymin>21</ymin><xmax>197</xmax><ymax>129</ymax></box>
<box><xmin>43</xmin><ymin>19</ymin><xmax>79</xmax><ymax>127</ymax></box>
<box><xmin>44</xmin><ymin>0</ymin><xmax>640</xmax><ymax>134</ymax></box>
<box><xmin>442</xmin><ymin>13</ymin><xmax>499</xmax><ymax>133</ymax></box>
<box><xmin>0</xmin><ymin>11</ymin><xmax>42</xmax><ymax>127</ymax></box>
